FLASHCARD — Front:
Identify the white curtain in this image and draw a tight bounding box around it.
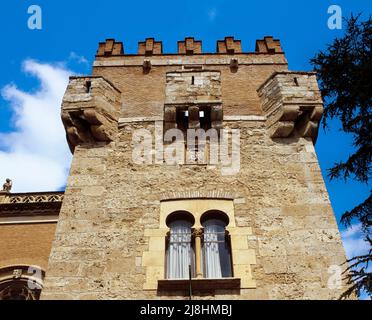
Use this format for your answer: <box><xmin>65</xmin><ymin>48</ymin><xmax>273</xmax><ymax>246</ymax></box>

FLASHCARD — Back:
<box><xmin>203</xmin><ymin>219</ymin><xmax>231</xmax><ymax>278</ymax></box>
<box><xmin>167</xmin><ymin>220</ymin><xmax>194</xmax><ymax>279</ymax></box>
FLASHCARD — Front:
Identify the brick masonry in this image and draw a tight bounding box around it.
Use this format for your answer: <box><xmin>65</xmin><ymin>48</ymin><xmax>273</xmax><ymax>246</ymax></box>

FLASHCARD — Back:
<box><xmin>0</xmin><ymin>223</ymin><xmax>57</xmax><ymax>270</ymax></box>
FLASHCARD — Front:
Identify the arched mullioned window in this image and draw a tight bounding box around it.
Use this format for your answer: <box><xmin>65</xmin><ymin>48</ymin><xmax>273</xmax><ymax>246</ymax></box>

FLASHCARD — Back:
<box><xmin>144</xmin><ymin>198</ymin><xmax>257</xmax><ymax>291</ymax></box>
<box><xmin>165</xmin><ymin>209</ymin><xmax>233</xmax><ymax>280</ymax></box>
<box><xmin>166</xmin><ymin>211</ymin><xmax>195</xmax><ymax>279</ymax></box>
<box><xmin>201</xmin><ymin>211</ymin><xmax>232</xmax><ymax>278</ymax></box>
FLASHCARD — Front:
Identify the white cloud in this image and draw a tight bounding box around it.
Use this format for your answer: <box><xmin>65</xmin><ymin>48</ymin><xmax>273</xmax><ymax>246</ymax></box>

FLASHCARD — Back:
<box><xmin>340</xmin><ymin>223</ymin><xmax>371</xmax><ymax>300</ymax></box>
<box><xmin>341</xmin><ymin>223</ymin><xmax>370</xmax><ymax>259</ymax></box>
<box><xmin>68</xmin><ymin>52</ymin><xmax>89</xmax><ymax>66</ymax></box>
<box><xmin>0</xmin><ymin>60</ymin><xmax>73</xmax><ymax>192</ymax></box>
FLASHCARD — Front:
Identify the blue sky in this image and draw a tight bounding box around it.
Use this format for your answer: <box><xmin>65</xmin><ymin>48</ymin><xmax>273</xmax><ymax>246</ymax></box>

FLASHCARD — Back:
<box><xmin>0</xmin><ymin>0</ymin><xmax>371</xmax><ymax>297</ymax></box>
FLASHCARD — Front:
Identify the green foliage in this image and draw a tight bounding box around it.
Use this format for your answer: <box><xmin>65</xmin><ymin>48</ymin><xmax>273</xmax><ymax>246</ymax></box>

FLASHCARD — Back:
<box><xmin>311</xmin><ymin>14</ymin><xmax>371</xmax><ymax>299</ymax></box>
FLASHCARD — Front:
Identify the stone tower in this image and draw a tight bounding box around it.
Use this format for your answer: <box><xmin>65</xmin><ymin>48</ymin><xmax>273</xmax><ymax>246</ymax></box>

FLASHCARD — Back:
<box><xmin>42</xmin><ymin>36</ymin><xmax>348</xmax><ymax>299</ymax></box>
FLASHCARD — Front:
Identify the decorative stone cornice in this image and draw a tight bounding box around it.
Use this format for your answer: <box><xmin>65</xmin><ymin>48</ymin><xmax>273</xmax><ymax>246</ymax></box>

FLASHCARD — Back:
<box><xmin>0</xmin><ymin>192</ymin><xmax>64</xmax><ymax>217</ymax></box>
<box><xmin>93</xmin><ymin>55</ymin><xmax>287</xmax><ymax>68</ymax></box>
<box><xmin>258</xmin><ymin>71</ymin><xmax>323</xmax><ymax>143</ymax></box>
<box><xmin>61</xmin><ymin>76</ymin><xmax>122</xmax><ymax>152</ymax></box>
<box><xmin>117</xmin><ymin>115</ymin><xmax>266</xmax><ymax>125</ymax></box>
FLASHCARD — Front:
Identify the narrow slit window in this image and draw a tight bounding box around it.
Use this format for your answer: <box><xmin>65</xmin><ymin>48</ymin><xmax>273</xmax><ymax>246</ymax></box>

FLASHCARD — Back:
<box><xmin>85</xmin><ymin>81</ymin><xmax>92</xmax><ymax>93</ymax></box>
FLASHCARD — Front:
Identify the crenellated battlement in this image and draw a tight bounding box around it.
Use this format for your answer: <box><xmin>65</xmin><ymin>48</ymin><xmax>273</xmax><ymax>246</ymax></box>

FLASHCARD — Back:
<box><xmin>217</xmin><ymin>36</ymin><xmax>242</xmax><ymax>54</ymax></box>
<box><xmin>138</xmin><ymin>38</ymin><xmax>163</xmax><ymax>55</ymax></box>
<box><xmin>95</xmin><ymin>36</ymin><xmax>283</xmax><ymax>56</ymax></box>
<box><xmin>255</xmin><ymin>36</ymin><xmax>283</xmax><ymax>53</ymax></box>
<box><xmin>97</xmin><ymin>39</ymin><xmax>124</xmax><ymax>56</ymax></box>
<box><xmin>62</xmin><ymin>35</ymin><xmax>324</xmax><ymax>153</ymax></box>
<box><xmin>177</xmin><ymin>37</ymin><xmax>203</xmax><ymax>54</ymax></box>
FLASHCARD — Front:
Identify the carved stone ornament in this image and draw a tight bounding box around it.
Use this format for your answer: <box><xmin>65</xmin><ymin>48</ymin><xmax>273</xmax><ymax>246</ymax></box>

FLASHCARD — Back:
<box><xmin>258</xmin><ymin>72</ymin><xmax>324</xmax><ymax>143</ymax></box>
<box><xmin>1</xmin><ymin>179</ymin><xmax>12</xmax><ymax>193</ymax></box>
<box><xmin>61</xmin><ymin>76</ymin><xmax>122</xmax><ymax>152</ymax></box>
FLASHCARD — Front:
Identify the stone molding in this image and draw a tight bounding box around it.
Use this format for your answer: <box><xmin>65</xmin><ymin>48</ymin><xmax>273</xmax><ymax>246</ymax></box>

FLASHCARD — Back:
<box><xmin>223</xmin><ymin>115</ymin><xmax>266</xmax><ymax>121</ymax></box>
<box><xmin>93</xmin><ymin>56</ymin><xmax>287</xmax><ymax>67</ymax></box>
<box><xmin>160</xmin><ymin>190</ymin><xmax>235</xmax><ymax>201</ymax></box>
<box><xmin>118</xmin><ymin>115</ymin><xmax>266</xmax><ymax>125</ymax></box>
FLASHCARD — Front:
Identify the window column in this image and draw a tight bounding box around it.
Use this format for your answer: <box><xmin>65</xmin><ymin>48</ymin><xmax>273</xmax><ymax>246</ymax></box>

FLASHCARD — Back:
<box><xmin>193</xmin><ymin>228</ymin><xmax>204</xmax><ymax>279</ymax></box>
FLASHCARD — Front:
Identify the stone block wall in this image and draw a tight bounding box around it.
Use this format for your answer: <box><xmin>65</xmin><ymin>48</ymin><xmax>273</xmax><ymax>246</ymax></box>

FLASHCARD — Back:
<box><xmin>42</xmin><ymin>121</ymin><xmax>347</xmax><ymax>299</ymax></box>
